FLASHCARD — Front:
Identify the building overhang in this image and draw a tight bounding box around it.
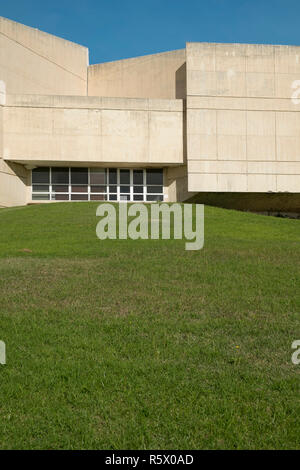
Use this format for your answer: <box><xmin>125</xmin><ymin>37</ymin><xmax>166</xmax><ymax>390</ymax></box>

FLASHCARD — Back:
<box><xmin>6</xmin><ymin>159</ymin><xmax>185</xmax><ymax>169</ymax></box>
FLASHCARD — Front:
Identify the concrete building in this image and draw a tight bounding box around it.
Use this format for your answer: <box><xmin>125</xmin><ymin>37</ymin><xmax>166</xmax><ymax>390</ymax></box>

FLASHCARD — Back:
<box><xmin>1</xmin><ymin>16</ymin><xmax>300</xmax><ymax>212</ymax></box>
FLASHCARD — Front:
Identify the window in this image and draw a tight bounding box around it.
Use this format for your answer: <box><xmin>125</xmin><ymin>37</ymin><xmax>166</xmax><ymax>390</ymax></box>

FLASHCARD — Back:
<box><xmin>146</xmin><ymin>169</ymin><xmax>163</xmax><ymax>186</ymax></box>
<box><xmin>32</xmin><ymin>168</ymin><xmax>50</xmax><ymax>195</ymax></box>
<box><xmin>109</xmin><ymin>169</ymin><xmax>117</xmax><ymax>185</ymax></box>
<box><xmin>32</xmin><ymin>185</ymin><xmax>49</xmax><ymax>193</ymax></box>
<box><xmin>32</xmin><ymin>168</ymin><xmax>164</xmax><ymax>202</ymax></box>
<box><xmin>71</xmin><ymin>168</ymin><xmax>88</xmax><ymax>185</ymax></box>
<box><xmin>32</xmin><ymin>194</ymin><xmax>50</xmax><ymax>201</ymax></box>
<box><xmin>120</xmin><ymin>169</ymin><xmax>130</xmax><ymax>184</ymax></box>
<box><xmin>145</xmin><ymin>169</ymin><xmax>163</xmax><ymax>201</ymax></box>
<box><xmin>119</xmin><ymin>170</ymin><xmax>131</xmax><ymax>201</ymax></box>
<box><xmin>52</xmin><ymin>168</ymin><xmax>69</xmax><ymax>184</ymax></box>
<box><xmin>90</xmin><ymin>169</ymin><xmax>106</xmax><ymax>185</ymax></box>
<box><xmin>52</xmin><ymin>194</ymin><xmax>69</xmax><ymax>201</ymax></box>
<box><xmin>133</xmin><ymin>170</ymin><xmax>143</xmax><ymax>185</ymax></box>
<box><xmin>32</xmin><ymin>167</ymin><xmax>50</xmax><ymax>184</ymax></box>
<box><xmin>91</xmin><ymin>186</ymin><xmax>106</xmax><ymax>193</ymax></box>
<box><xmin>147</xmin><ymin>195</ymin><xmax>164</xmax><ymax>202</ymax></box>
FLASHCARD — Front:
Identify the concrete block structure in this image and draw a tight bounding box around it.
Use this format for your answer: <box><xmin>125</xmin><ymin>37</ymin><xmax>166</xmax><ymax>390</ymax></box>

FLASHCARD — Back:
<box><xmin>1</xmin><ymin>16</ymin><xmax>300</xmax><ymax>212</ymax></box>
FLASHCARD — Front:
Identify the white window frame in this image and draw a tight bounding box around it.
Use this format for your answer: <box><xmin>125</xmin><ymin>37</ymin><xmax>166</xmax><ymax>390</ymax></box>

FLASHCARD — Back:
<box><xmin>32</xmin><ymin>167</ymin><xmax>164</xmax><ymax>202</ymax></box>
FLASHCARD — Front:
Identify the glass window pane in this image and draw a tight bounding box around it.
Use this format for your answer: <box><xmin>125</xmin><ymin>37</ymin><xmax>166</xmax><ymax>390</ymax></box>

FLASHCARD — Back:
<box><xmin>133</xmin><ymin>186</ymin><xmax>143</xmax><ymax>194</ymax></box>
<box><xmin>71</xmin><ymin>168</ymin><xmax>88</xmax><ymax>185</ymax></box>
<box><xmin>71</xmin><ymin>185</ymin><xmax>88</xmax><ymax>193</ymax></box>
<box><xmin>109</xmin><ymin>194</ymin><xmax>117</xmax><ymax>201</ymax></box>
<box><xmin>32</xmin><ymin>168</ymin><xmax>50</xmax><ymax>184</ymax></box>
<box><xmin>90</xmin><ymin>168</ymin><xmax>106</xmax><ymax>185</ymax></box>
<box><xmin>52</xmin><ymin>185</ymin><xmax>68</xmax><ymax>193</ymax></box>
<box><xmin>120</xmin><ymin>186</ymin><xmax>130</xmax><ymax>193</ymax></box>
<box><xmin>32</xmin><ymin>194</ymin><xmax>50</xmax><ymax>201</ymax></box>
<box><xmin>120</xmin><ymin>195</ymin><xmax>130</xmax><ymax>201</ymax></box>
<box><xmin>52</xmin><ymin>194</ymin><xmax>69</xmax><ymax>201</ymax></box>
<box><xmin>109</xmin><ymin>186</ymin><xmax>117</xmax><ymax>193</ymax></box>
<box><xmin>91</xmin><ymin>186</ymin><xmax>106</xmax><ymax>193</ymax></box>
<box><xmin>147</xmin><ymin>195</ymin><xmax>163</xmax><ymax>202</ymax></box>
<box><xmin>146</xmin><ymin>169</ymin><xmax>163</xmax><ymax>185</ymax></box>
<box><xmin>32</xmin><ymin>185</ymin><xmax>49</xmax><ymax>192</ymax></box>
<box><xmin>109</xmin><ymin>169</ymin><xmax>117</xmax><ymax>184</ymax></box>
<box><xmin>133</xmin><ymin>170</ymin><xmax>143</xmax><ymax>185</ymax></box>
<box><xmin>52</xmin><ymin>168</ymin><xmax>69</xmax><ymax>184</ymax></box>
<box><xmin>147</xmin><ymin>186</ymin><xmax>163</xmax><ymax>194</ymax></box>
<box><xmin>90</xmin><ymin>194</ymin><xmax>107</xmax><ymax>201</ymax></box>
<box><xmin>133</xmin><ymin>195</ymin><xmax>144</xmax><ymax>201</ymax></box>
<box><xmin>120</xmin><ymin>169</ymin><xmax>130</xmax><ymax>184</ymax></box>
<box><xmin>71</xmin><ymin>194</ymin><xmax>88</xmax><ymax>201</ymax></box>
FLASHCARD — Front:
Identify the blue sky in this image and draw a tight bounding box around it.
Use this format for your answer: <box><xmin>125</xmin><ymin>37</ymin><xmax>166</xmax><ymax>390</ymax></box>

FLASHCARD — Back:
<box><xmin>1</xmin><ymin>0</ymin><xmax>300</xmax><ymax>64</ymax></box>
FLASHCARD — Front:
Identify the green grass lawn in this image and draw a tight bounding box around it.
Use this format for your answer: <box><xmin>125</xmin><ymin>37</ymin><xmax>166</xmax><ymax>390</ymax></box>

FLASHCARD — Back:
<box><xmin>0</xmin><ymin>202</ymin><xmax>299</xmax><ymax>450</ymax></box>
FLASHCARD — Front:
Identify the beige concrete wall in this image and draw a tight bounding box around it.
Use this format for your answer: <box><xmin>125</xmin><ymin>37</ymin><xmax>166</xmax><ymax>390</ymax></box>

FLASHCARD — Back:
<box><xmin>165</xmin><ymin>165</ymin><xmax>196</xmax><ymax>202</ymax></box>
<box><xmin>186</xmin><ymin>42</ymin><xmax>300</xmax><ymax>193</ymax></box>
<box><xmin>0</xmin><ymin>160</ymin><xmax>29</xmax><ymax>207</ymax></box>
<box><xmin>0</xmin><ymin>16</ymin><xmax>88</xmax><ymax>96</ymax></box>
<box><xmin>3</xmin><ymin>94</ymin><xmax>183</xmax><ymax>166</ymax></box>
<box><xmin>0</xmin><ymin>103</ymin><xmax>28</xmax><ymax>207</ymax></box>
<box><xmin>0</xmin><ymin>103</ymin><xmax>2</xmax><ymax>154</ymax></box>
<box><xmin>88</xmin><ymin>49</ymin><xmax>186</xmax><ymax>99</ymax></box>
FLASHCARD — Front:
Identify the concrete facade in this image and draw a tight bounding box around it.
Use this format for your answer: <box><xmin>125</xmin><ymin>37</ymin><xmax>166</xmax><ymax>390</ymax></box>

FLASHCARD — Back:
<box><xmin>0</xmin><ymin>16</ymin><xmax>300</xmax><ymax>210</ymax></box>
<box><xmin>186</xmin><ymin>43</ymin><xmax>300</xmax><ymax>196</ymax></box>
<box><xmin>4</xmin><ymin>95</ymin><xmax>183</xmax><ymax>166</ymax></box>
<box><xmin>88</xmin><ymin>49</ymin><xmax>186</xmax><ymax>100</ymax></box>
<box><xmin>0</xmin><ymin>16</ymin><xmax>88</xmax><ymax>96</ymax></box>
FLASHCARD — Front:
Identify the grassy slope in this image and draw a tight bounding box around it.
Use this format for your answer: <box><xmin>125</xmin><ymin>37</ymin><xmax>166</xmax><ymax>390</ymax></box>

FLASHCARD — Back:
<box><xmin>0</xmin><ymin>203</ymin><xmax>299</xmax><ymax>450</ymax></box>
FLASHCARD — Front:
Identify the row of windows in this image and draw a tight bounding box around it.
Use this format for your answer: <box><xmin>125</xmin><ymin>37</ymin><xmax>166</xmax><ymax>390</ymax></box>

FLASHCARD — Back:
<box><xmin>32</xmin><ymin>194</ymin><xmax>163</xmax><ymax>202</ymax></box>
<box><xmin>32</xmin><ymin>168</ymin><xmax>164</xmax><ymax>202</ymax></box>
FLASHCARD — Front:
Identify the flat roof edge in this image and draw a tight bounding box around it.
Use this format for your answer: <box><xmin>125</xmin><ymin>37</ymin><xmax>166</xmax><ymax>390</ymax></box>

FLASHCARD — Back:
<box><xmin>186</xmin><ymin>41</ymin><xmax>300</xmax><ymax>48</ymax></box>
<box><xmin>0</xmin><ymin>15</ymin><xmax>89</xmax><ymax>52</ymax></box>
<box><xmin>89</xmin><ymin>48</ymin><xmax>186</xmax><ymax>68</ymax></box>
